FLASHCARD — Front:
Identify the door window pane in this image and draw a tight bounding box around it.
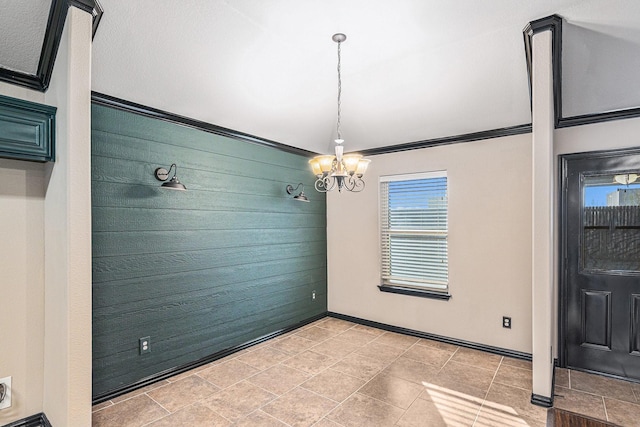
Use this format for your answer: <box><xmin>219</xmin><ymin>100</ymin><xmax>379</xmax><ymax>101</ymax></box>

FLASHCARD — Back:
<box><xmin>582</xmin><ymin>173</ymin><xmax>640</xmax><ymax>272</ymax></box>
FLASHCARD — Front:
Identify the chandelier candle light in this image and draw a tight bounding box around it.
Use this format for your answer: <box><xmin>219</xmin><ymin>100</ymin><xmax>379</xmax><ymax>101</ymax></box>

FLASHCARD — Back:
<box><xmin>309</xmin><ymin>33</ymin><xmax>370</xmax><ymax>193</ymax></box>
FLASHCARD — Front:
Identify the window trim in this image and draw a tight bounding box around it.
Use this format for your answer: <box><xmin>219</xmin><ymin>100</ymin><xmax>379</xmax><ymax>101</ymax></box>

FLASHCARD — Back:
<box><xmin>379</xmin><ymin>170</ymin><xmax>447</xmax><ymax>183</ymax></box>
<box><xmin>378</xmin><ymin>285</ymin><xmax>452</xmax><ymax>300</ymax></box>
<box><xmin>379</xmin><ymin>170</ymin><xmax>450</xmax><ymax>300</ymax></box>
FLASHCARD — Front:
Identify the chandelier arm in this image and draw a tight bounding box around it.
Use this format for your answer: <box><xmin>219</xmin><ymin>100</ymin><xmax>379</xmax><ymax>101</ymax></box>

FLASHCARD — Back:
<box><xmin>314</xmin><ymin>176</ymin><xmax>337</xmax><ymax>193</ymax></box>
<box><xmin>314</xmin><ymin>179</ymin><xmax>328</xmax><ymax>192</ymax></box>
<box><xmin>344</xmin><ymin>176</ymin><xmax>365</xmax><ymax>193</ymax></box>
<box><xmin>325</xmin><ymin>176</ymin><xmax>337</xmax><ymax>192</ymax></box>
<box><xmin>344</xmin><ymin>176</ymin><xmax>356</xmax><ymax>192</ymax></box>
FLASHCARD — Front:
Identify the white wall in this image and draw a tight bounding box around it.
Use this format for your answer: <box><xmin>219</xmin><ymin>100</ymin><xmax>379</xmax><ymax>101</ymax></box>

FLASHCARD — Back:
<box><xmin>0</xmin><ymin>7</ymin><xmax>93</xmax><ymax>426</ymax></box>
<box><xmin>42</xmin><ymin>7</ymin><xmax>93</xmax><ymax>426</ymax></box>
<box><xmin>0</xmin><ymin>155</ymin><xmax>46</xmax><ymax>424</ymax></box>
<box><xmin>327</xmin><ymin>114</ymin><xmax>640</xmax><ymax>359</ymax></box>
<box><xmin>531</xmin><ymin>29</ymin><xmax>555</xmax><ymax>399</ymax></box>
<box><xmin>555</xmin><ymin>115</ymin><xmax>640</xmax><ymax>155</ymax></box>
<box><xmin>328</xmin><ymin>133</ymin><xmax>534</xmax><ymax>353</ymax></box>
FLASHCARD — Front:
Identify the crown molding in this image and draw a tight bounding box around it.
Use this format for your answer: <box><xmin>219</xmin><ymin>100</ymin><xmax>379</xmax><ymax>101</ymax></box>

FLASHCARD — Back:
<box><xmin>91</xmin><ymin>91</ymin><xmax>316</xmax><ymax>157</ymax></box>
<box><xmin>359</xmin><ymin>123</ymin><xmax>532</xmax><ymax>156</ymax></box>
<box><xmin>556</xmin><ymin>107</ymin><xmax>640</xmax><ymax>128</ymax></box>
<box><xmin>523</xmin><ymin>14</ymin><xmax>563</xmax><ymax>127</ymax></box>
<box><xmin>69</xmin><ymin>0</ymin><xmax>104</xmax><ymax>38</ymax></box>
<box><xmin>523</xmin><ymin>14</ymin><xmax>640</xmax><ymax>130</ymax></box>
<box><xmin>0</xmin><ymin>0</ymin><xmax>103</xmax><ymax>92</ymax></box>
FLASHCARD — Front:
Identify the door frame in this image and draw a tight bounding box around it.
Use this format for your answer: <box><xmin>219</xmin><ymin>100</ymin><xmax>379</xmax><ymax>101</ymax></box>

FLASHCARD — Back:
<box><xmin>558</xmin><ymin>146</ymin><xmax>640</xmax><ymax>370</ymax></box>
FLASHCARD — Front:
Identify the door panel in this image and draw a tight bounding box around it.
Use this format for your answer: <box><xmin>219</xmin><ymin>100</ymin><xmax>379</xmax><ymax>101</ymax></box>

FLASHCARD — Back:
<box><xmin>580</xmin><ymin>290</ymin><xmax>611</xmax><ymax>349</ymax></box>
<box><xmin>563</xmin><ymin>151</ymin><xmax>640</xmax><ymax>379</ymax></box>
<box><xmin>631</xmin><ymin>294</ymin><xmax>640</xmax><ymax>355</ymax></box>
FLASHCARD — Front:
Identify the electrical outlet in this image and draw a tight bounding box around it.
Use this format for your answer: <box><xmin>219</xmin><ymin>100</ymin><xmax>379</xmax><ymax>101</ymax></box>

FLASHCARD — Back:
<box><xmin>139</xmin><ymin>336</ymin><xmax>151</xmax><ymax>355</ymax></box>
<box><xmin>502</xmin><ymin>316</ymin><xmax>512</xmax><ymax>329</ymax></box>
<box><xmin>312</xmin><ymin>290</ymin><xmax>316</xmax><ymax>301</ymax></box>
<box><xmin>0</xmin><ymin>376</ymin><xmax>12</xmax><ymax>410</ymax></box>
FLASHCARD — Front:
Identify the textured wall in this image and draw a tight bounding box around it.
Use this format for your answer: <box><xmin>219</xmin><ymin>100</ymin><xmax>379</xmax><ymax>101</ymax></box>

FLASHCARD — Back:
<box><xmin>0</xmin><ymin>158</ymin><xmax>45</xmax><ymax>426</ymax></box>
<box><xmin>327</xmin><ymin>133</ymin><xmax>534</xmax><ymax>352</ymax></box>
<box><xmin>42</xmin><ymin>8</ymin><xmax>93</xmax><ymax>425</ymax></box>
<box><xmin>0</xmin><ymin>1</ymin><xmax>50</xmax><ymax>74</ymax></box>
<box><xmin>91</xmin><ymin>104</ymin><xmax>326</xmax><ymax>397</ymax></box>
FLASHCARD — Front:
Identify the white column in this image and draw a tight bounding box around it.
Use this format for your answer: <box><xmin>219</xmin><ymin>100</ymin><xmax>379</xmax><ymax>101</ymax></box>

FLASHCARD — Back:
<box><xmin>43</xmin><ymin>7</ymin><xmax>93</xmax><ymax>426</ymax></box>
<box><xmin>531</xmin><ymin>29</ymin><xmax>555</xmax><ymax>403</ymax></box>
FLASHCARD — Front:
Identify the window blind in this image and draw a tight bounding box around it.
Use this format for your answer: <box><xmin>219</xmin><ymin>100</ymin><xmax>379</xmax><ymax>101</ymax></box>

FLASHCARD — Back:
<box><xmin>380</xmin><ymin>172</ymin><xmax>448</xmax><ymax>292</ymax></box>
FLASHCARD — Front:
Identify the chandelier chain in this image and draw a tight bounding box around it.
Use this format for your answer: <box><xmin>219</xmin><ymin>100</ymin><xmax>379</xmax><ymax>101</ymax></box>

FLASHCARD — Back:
<box><xmin>307</xmin><ymin>33</ymin><xmax>369</xmax><ymax>193</ymax></box>
<box><xmin>336</xmin><ymin>40</ymin><xmax>342</xmax><ymax>141</ymax></box>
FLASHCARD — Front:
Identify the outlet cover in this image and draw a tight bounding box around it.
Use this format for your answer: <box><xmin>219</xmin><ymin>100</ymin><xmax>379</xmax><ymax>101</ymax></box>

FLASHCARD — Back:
<box><xmin>139</xmin><ymin>336</ymin><xmax>151</xmax><ymax>355</ymax></box>
<box><xmin>502</xmin><ymin>316</ymin><xmax>512</xmax><ymax>329</ymax></box>
<box><xmin>0</xmin><ymin>376</ymin><xmax>12</xmax><ymax>410</ymax></box>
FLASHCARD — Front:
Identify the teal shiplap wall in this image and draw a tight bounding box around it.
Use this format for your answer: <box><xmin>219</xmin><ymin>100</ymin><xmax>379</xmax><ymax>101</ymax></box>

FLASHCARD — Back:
<box><xmin>91</xmin><ymin>104</ymin><xmax>326</xmax><ymax>397</ymax></box>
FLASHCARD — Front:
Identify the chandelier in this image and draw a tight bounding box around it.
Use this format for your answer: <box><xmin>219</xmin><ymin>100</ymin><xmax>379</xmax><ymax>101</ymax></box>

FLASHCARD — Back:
<box><xmin>309</xmin><ymin>33</ymin><xmax>370</xmax><ymax>193</ymax></box>
<box><xmin>614</xmin><ymin>173</ymin><xmax>638</xmax><ymax>185</ymax></box>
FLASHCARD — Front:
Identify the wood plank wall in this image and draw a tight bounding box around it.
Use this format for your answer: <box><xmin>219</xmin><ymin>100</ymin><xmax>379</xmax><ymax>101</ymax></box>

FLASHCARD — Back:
<box><xmin>91</xmin><ymin>104</ymin><xmax>327</xmax><ymax>397</ymax></box>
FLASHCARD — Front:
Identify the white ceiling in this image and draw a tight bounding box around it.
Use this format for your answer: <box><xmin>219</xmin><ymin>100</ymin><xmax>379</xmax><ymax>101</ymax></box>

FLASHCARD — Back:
<box><xmin>56</xmin><ymin>1</ymin><xmax>640</xmax><ymax>153</ymax></box>
<box><xmin>0</xmin><ymin>0</ymin><xmax>51</xmax><ymax>75</ymax></box>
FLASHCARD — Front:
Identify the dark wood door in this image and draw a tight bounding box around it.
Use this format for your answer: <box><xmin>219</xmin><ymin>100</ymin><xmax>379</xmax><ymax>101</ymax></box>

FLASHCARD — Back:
<box><xmin>563</xmin><ymin>150</ymin><xmax>640</xmax><ymax>379</ymax></box>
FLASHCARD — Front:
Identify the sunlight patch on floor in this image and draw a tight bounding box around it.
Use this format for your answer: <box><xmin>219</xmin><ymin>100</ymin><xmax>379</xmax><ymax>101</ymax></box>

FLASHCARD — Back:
<box><xmin>422</xmin><ymin>382</ymin><xmax>531</xmax><ymax>426</ymax></box>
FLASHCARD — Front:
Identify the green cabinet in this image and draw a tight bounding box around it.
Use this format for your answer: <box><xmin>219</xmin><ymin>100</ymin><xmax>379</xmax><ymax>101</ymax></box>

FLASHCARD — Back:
<box><xmin>0</xmin><ymin>95</ymin><xmax>56</xmax><ymax>162</ymax></box>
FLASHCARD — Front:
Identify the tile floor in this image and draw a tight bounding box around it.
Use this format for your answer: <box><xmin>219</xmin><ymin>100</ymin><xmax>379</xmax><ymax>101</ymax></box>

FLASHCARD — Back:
<box><xmin>553</xmin><ymin>367</ymin><xmax>640</xmax><ymax>426</ymax></box>
<box><xmin>92</xmin><ymin>317</ymin><xmax>640</xmax><ymax>426</ymax></box>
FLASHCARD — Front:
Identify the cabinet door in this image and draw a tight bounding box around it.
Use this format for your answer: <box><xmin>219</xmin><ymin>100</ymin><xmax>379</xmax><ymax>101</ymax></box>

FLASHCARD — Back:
<box><xmin>0</xmin><ymin>94</ymin><xmax>56</xmax><ymax>162</ymax></box>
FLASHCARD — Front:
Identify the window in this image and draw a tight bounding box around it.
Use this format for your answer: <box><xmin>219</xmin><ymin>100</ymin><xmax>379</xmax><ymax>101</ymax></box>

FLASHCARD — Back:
<box><xmin>380</xmin><ymin>171</ymin><xmax>449</xmax><ymax>299</ymax></box>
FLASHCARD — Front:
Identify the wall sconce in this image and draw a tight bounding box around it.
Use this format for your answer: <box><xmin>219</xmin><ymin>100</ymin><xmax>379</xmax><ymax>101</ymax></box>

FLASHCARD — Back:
<box><xmin>154</xmin><ymin>163</ymin><xmax>187</xmax><ymax>191</ymax></box>
<box><xmin>286</xmin><ymin>183</ymin><xmax>310</xmax><ymax>202</ymax></box>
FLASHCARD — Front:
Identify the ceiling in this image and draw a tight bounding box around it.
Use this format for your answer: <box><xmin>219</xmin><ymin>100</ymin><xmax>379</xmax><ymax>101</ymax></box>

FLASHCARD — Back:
<box><xmin>3</xmin><ymin>1</ymin><xmax>640</xmax><ymax>154</ymax></box>
<box><xmin>0</xmin><ymin>0</ymin><xmax>51</xmax><ymax>75</ymax></box>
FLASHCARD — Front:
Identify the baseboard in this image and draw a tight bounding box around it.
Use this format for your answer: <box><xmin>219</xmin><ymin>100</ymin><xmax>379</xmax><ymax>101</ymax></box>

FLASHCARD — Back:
<box><xmin>333</xmin><ymin>309</ymin><xmax>552</xmax><ymax>407</ymax></box>
<box><xmin>531</xmin><ymin>393</ymin><xmax>554</xmax><ymax>408</ymax></box>
<box><xmin>92</xmin><ymin>312</ymin><xmax>328</xmax><ymax>405</ymax></box>
<box><xmin>328</xmin><ymin>312</ymin><xmax>532</xmax><ymax>361</ymax></box>
<box><xmin>2</xmin><ymin>412</ymin><xmax>52</xmax><ymax>427</ymax></box>
<box><xmin>93</xmin><ymin>310</ymin><xmax>537</xmax><ymax>405</ymax></box>
<box><xmin>531</xmin><ymin>358</ymin><xmax>557</xmax><ymax>408</ymax></box>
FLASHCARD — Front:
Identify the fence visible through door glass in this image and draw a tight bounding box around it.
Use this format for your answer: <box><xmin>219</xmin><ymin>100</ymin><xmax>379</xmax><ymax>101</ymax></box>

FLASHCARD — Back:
<box><xmin>583</xmin><ymin>173</ymin><xmax>640</xmax><ymax>273</ymax></box>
